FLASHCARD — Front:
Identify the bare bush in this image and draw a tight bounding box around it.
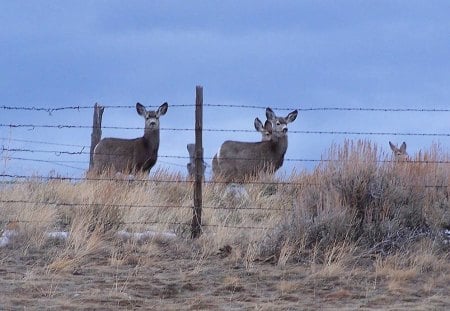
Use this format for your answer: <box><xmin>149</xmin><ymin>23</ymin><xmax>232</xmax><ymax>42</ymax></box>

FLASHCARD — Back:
<box><xmin>260</xmin><ymin>140</ymin><xmax>450</xmax><ymax>262</ymax></box>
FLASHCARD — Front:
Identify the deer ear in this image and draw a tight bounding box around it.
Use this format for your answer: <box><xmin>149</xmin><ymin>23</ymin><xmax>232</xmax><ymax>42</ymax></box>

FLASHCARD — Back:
<box><xmin>136</xmin><ymin>103</ymin><xmax>146</xmax><ymax>116</ymax></box>
<box><xmin>264</xmin><ymin>120</ymin><xmax>273</xmax><ymax>133</ymax></box>
<box><xmin>254</xmin><ymin>118</ymin><xmax>264</xmax><ymax>132</ymax></box>
<box><xmin>157</xmin><ymin>102</ymin><xmax>168</xmax><ymax>116</ymax></box>
<box><xmin>389</xmin><ymin>141</ymin><xmax>397</xmax><ymax>152</ymax></box>
<box><xmin>265</xmin><ymin>108</ymin><xmax>276</xmax><ymax>121</ymax></box>
<box><xmin>400</xmin><ymin>142</ymin><xmax>407</xmax><ymax>152</ymax></box>
<box><xmin>286</xmin><ymin>110</ymin><xmax>298</xmax><ymax>123</ymax></box>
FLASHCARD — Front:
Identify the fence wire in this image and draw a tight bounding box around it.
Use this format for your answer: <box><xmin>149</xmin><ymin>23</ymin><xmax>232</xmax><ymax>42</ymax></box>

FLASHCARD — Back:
<box><xmin>3</xmin><ymin>104</ymin><xmax>450</xmax><ymax>113</ymax></box>
<box><xmin>0</xmin><ymin>137</ymin><xmax>87</xmax><ymax>148</ymax></box>
<box><xmin>3</xmin><ymin>146</ymin><xmax>450</xmax><ymax>166</ymax></box>
<box><xmin>2</xmin><ymin>123</ymin><xmax>450</xmax><ymax>137</ymax></box>
<box><xmin>1</xmin><ymin>173</ymin><xmax>449</xmax><ymax>189</ymax></box>
<box><xmin>1</xmin><ymin>218</ymin><xmax>272</xmax><ymax>230</ymax></box>
<box><xmin>0</xmin><ymin>199</ymin><xmax>288</xmax><ymax>212</ymax></box>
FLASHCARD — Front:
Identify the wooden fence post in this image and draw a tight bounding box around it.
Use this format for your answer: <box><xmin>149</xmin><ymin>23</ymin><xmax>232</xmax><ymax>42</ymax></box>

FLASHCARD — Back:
<box><xmin>89</xmin><ymin>103</ymin><xmax>104</xmax><ymax>170</ymax></box>
<box><xmin>191</xmin><ymin>86</ymin><xmax>203</xmax><ymax>238</ymax></box>
<box><xmin>187</xmin><ymin>143</ymin><xmax>205</xmax><ymax>179</ymax></box>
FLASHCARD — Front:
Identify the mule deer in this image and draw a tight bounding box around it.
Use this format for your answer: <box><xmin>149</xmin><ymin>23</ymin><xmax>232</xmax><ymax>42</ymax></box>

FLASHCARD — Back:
<box><xmin>212</xmin><ymin>117</ymin><xmax>272</xmax><ymax>176</ymax></box>
<box><xmin>92</xmin><ymin>102</ymin><xmax>168</xmax><ymax>174</ymax></box>
<box><xmin>389</xmin><ymin>141</ymin><xmax>408</xmax><ymax>161</ymax></box>
<box><xmin>213</xmin><ymin>108</ymin><xmax>298</xmax><ymax>182</ymax></box>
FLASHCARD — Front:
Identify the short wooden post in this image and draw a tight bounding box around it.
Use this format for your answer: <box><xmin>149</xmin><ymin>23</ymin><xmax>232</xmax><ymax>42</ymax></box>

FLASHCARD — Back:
<box><xmin>89</xmin><ymin>103</ymin><xmax>104</xmax><ymax>170</ymax></box>
<box><xmin>187</xmin><ymin>143</ymin><xmax>205</xmax><ymax>179</ymax></box>
<box><xmin>191</xmin><ymin>86</ymin><xmax>203</xmax><ymax>239</ymax></box>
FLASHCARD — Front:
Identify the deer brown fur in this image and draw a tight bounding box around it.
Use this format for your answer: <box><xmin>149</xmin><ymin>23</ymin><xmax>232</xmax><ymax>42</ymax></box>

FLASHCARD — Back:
<box><xmin>212</xmin><ymin>117</ymin><xmax>272</xmax><ymax>176</ymax></box>
<box><xmin>213</xmin><ymin>108</ymin><xmax>298</xmax><ymax>182</ymax></box>
<box><xmin>92</xmin><ymin>102</ymin><xmax>168</xmax><ymax>174</ymax></box>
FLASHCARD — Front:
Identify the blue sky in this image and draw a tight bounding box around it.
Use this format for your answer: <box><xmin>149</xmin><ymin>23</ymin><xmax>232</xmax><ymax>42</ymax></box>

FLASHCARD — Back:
<box><xmin>1</xmin><ymin>1</ymin><xmax>450</xmax><ymax>179</ymax></box>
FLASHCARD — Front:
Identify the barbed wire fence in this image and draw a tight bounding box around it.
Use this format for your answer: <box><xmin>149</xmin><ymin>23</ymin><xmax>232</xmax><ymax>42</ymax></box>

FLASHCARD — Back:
<box><xmin>2</xmin><ymin>88</ymin><xmax>450</xmax><ymax>235</ymax></box>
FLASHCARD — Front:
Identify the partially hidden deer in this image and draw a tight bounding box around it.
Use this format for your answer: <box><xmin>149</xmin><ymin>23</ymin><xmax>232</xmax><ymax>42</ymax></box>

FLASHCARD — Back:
<box><xmin>92</xmin><ymin>102</ymin><xmax>168</xmax><ymax>174</ymax></box>
<box><xmin>212</xmin><ymin>117</ymin><xmax>272</xmax><ymax>176</ymax></box>
<box><xmin>389</xmin><ymin>141</ymin><xmax>408</xmax><ymax>161</ymax></box>
<box><xmin>213</xmin><ymin>108</ymin><xmax>298</xmax><ymax>182</ymax></box>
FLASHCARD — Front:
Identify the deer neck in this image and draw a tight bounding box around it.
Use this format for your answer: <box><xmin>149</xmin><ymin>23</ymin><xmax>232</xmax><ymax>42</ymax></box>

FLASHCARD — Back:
<box><xmin>269</xmin><ymin>135</ymin><xmax>288</xmax><ymax>169</ymax></box>
<box><xmin>271</xmin><ymin>135</ymin><xmax>288</xmax><ymax>153</ymax></box>
<box><xmin>143</xmin><ymin>128</ymin><xmax>160</xmax><ymax>152</ymax></box>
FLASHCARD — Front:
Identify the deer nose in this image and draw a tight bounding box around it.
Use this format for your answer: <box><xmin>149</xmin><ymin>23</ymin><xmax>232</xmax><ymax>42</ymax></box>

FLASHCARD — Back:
<box><xmin>283</xmin><ymin>128</ymin><xmax>288</xmax><ymax>133</ymax></box>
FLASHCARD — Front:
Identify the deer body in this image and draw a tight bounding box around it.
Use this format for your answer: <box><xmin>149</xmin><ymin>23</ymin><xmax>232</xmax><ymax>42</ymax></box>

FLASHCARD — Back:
<box><xmin>212</xmin><ymin>117</ymin><xmax>271</xmax><ymax>176</ymax></box>
<box><xmin>216</xmin><ymin>134</ymin><xmax>287</xmax><ymax>181</ymax></box>
<box><xmin>213</xmin><ymin>108</ymin><xmax>298</xmax><ymax>182</ymax></box>
<box><xmin>92</xmin><ymin>102</ymin><xmax>168</xmax><ymax>174</ymax></box>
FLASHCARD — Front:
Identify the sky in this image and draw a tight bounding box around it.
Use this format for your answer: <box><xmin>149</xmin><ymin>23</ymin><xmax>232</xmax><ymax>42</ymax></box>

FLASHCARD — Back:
<box><xmin>1</xmin><ymin>1</ymin><xmax>450</xmax><ymax>180</ymax></box>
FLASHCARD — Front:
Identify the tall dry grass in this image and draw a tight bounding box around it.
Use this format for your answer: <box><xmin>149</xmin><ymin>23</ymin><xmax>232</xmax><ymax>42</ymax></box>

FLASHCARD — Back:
<box><xmin>1</xmin><ymin>140</ymin><xmax>449</xmax><ymax>272</ymax></box>
<box><xmin>261</xmin><ymin>140</ymin><xmax>450</xmax><ymax>264</ymax></box>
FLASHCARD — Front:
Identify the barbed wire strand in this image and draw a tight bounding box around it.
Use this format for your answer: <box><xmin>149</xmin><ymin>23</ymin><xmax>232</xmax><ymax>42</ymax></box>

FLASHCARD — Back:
<box><xmin>3</xmin><ymin>155</ymin><xmax>188</xmax><ymax>169</ymax></box>
<box><xmin>2</xmin><ymin>122</ymin><xmax>450</xmax><ymax>137</ymax></box>
<box><xmin>0</xmin><ymin>173</ymin><xmax>308</xmax><ymax>186</ymax></box>
<box><xmin>0</xmin><ymin>199</ymin><xmax>288</xmax><ymax>211</ymax></box>
<box><xmin>0</xmin><ymin>137</ymin><xmax>87</xmax><ymax>148</ymax></box>
<box><xmin>1</xmin><ymin>173</ymin><xmax>448</xmax><ymax>188</ymax></box>
<box><xmin>3</xmin><ymin>147</ymin><xmax>450</xmax><ymax>165</ymax></box>
<box><xmin>3</xmin><ymin>156</ymin><xmax>86</xmax><ymax>171</ymax></box>
<box><xmin>2</xmin><ymin>123</ymin><xmax>450</xmax><ymax>137</ymax></box>
<box><xmin>6</xmin><ymin>156</ymin><xmax>88</xmax><ymax>164</ymax></box>
<box><xmin>0</xmin><ymin>104</ymin><xmax>194</xmax><ymax>113</ymax></box>
<box><xmin>2</xmin><ymin>219</ymin><xmax>272</xmax><ymax>230</ymax></box>
<box><xmin>2</xmin><ymin>104</ymin><xmax>450</xmax><ymax>113</ymax></box>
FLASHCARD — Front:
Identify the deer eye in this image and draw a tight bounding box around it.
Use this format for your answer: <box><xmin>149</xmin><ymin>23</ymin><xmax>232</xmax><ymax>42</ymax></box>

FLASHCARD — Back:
<box><xmin>276</xmin><ymin>121</ymin><xmax>281</xmax><ymax>126</ymax></box>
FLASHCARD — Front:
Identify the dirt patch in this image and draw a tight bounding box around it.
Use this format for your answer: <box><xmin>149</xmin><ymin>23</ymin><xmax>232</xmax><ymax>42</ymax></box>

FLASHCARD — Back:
<box><xmin>1</xmin><ymin>239</ymin><xmax>449</xmax><ymax>310</ymax></box>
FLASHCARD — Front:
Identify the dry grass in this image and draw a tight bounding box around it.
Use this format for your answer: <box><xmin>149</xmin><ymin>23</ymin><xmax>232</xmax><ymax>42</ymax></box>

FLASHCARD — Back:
<box><xmin>1</xmin><ymin>140</ymin><xmax>449</xmax><ymax>309</ymax></box>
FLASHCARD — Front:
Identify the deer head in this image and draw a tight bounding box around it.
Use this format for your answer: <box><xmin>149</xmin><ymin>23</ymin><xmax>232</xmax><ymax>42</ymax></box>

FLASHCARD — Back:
<box><xmin>389</xmin><ymin>141</ymin><xmax>408</xmax><ymax>161</ymax></box>
<box><xmin>136</xmin><ymin>102</ymin><xmax>168</xmax><ymax>134</ymax></box>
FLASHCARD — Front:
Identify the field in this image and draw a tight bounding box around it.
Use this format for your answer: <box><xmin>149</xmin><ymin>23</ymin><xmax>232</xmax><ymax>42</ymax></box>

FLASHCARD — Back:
<box><xmin>1</xmin><ymin>141</ymin><xmax>449</xmax><ymax>310</ymax></box>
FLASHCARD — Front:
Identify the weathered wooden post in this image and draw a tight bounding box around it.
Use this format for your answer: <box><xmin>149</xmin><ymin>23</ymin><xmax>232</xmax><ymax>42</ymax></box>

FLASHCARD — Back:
<box><xmin>187</xmin><ymin>143</ymin><xmax>206</xmax><ymax>179</ymax></box>
<box><xmin>191</xmin><ymin>86</ymin><xmax>203</xmax><ymax>238</ymax></box>
<box><xmin>89</xmin><ymin>103</ymin><xmax>104</xmax><ymax>170</ymax></box>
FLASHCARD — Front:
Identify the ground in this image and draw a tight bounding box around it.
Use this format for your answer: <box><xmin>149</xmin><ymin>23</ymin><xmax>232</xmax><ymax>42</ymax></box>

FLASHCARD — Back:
<box><xmin>1</xmin><ymin>238</ymin><xmax>448</xmax><ymax>310</ymax></box>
